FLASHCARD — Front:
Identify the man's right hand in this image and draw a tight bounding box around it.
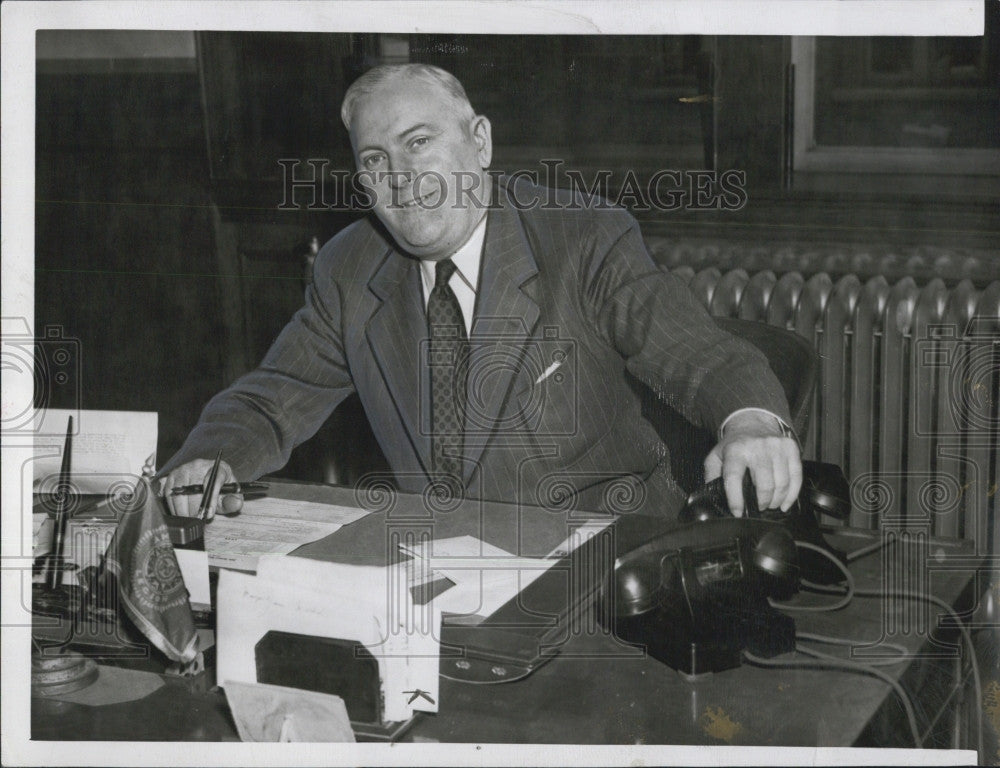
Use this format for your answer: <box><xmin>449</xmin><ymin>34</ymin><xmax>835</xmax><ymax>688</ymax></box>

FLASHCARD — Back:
<box><xmin>159</xmin><ymin>459</ymin><xmax>236</xmax><ymax>519</ymax></box>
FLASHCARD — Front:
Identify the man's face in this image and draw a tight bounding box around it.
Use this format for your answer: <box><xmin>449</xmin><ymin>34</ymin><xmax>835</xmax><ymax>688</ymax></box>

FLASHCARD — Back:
<box><xmin>349</xmin><ymin>77</ymin><xmax>492</xmax><ymax>261</ymax></box>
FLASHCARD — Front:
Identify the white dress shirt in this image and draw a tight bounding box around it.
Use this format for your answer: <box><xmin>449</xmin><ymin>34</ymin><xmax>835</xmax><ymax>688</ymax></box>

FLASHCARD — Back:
<box><xmin>418</xmin><ymin>216</ymin><xmax>487</xmax><ymax>336</ymax></box>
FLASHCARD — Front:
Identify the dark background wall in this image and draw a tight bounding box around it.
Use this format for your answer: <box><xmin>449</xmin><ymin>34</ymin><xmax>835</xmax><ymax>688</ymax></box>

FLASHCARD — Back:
<box><xmin>34</xmin><ymin>30</ymin><xmax>999</xmax><ymax>479</ymax></box>
<box><xmin>35</xmin><ymin>65</ymin><xmax>226</xmax><ymax>467</ymax></box>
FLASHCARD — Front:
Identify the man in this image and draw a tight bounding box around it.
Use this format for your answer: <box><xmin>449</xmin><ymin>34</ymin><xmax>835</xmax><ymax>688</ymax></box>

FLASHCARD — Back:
<box><xmin>160</xmin><ymin>63</ymin><xmax>801</xmax><ymax>519</ymax></box>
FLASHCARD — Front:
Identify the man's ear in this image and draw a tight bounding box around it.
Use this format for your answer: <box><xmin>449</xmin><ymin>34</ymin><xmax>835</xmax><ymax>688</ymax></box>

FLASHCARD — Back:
<box><xmin>471</xmin><ymin>115</ymin><xmax>493</xmax><ymax>168</ymax></box>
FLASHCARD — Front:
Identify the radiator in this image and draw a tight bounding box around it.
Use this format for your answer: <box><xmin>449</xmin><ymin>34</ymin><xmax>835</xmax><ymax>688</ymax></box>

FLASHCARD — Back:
<box><xmin>672</xmin><ymin>266</ymin><xmax>1000</xmax><ymax>551</ymax></box>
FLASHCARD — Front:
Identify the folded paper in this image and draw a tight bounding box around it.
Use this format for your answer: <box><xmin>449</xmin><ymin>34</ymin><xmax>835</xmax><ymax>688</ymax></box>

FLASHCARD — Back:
<box><xmin>225</xmin><ymin>681</ymin><xmax>355</xmax><ymax>742</ymax></box>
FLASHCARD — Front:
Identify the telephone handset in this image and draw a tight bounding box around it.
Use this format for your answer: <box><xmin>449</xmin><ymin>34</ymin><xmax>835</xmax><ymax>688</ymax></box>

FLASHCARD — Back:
<box><xmin>603</xmin><ymin>461</ymin><xmax>851</xmax><ymax>678</ymax></box>
<box><xmin>678</xmin><ymin>459</ymin><xmax>850</xmax><ymax>584</ymax></box>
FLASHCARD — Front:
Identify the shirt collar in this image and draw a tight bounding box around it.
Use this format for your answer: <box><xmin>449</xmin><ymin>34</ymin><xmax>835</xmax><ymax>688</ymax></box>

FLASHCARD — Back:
<box><xmin>418</xmin><ymin>214</ymin><xmax>487</xmax><ymax>296</ymax></box>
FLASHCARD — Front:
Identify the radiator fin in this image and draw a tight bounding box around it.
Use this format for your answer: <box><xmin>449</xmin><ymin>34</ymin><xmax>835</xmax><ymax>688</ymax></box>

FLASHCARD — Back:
<box><xmin>672</xmin><ymin>266</ymin><xmax>999</xmax><ymax>547</ymax></box>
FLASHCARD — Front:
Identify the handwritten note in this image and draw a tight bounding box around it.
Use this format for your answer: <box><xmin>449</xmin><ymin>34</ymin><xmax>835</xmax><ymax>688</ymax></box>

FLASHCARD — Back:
<box><xmin>32</xmin><ymin>409</ymin><xmax>157</xmax><ymax>495</ymax></box>
<box><xmin>204</xmin><ymin>497</ymin><xmax>371</xmax><ymax>572</ymax></box>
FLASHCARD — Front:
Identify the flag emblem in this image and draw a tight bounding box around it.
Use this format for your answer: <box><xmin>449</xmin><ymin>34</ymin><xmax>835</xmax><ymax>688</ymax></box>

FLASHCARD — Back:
<box><xmin>133</xmin><ymin>527</ymin><xmax>188</xmax><ymax>612</ymax></box>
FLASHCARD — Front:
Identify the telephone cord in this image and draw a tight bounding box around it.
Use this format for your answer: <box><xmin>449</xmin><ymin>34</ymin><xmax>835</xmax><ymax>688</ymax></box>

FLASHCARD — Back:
<box><xmin>851</xmin><ymin>586</ymin><xmax>984</xmax><ymax>760</ymax></box>
<box><xmin>795</xmin><ymin>631</ymin><xmax>909</xmax><ymax>666</ymax></box>
<box><xmin>845</xmin><ymin>537</ymin><xmax>893</xmax><ymax>563</ymax></box>
<box><xmin>794</xmin><ymin>580</ymin><xmax>983</xmax><ymax>756</ymax></box>
<box><xmin>771</xmin><ymin>545</ymin><xmax>983</xmax><ymax>758</ymax></box>
<box><xmin>768</xmin><ymin>540</ymin><xmax>854</xmax><ymax>612</ymax></box>
<box><xmin>742</xmin><ymin>648</ymin><xmax>921</xmax><ymax>748</ymax></box>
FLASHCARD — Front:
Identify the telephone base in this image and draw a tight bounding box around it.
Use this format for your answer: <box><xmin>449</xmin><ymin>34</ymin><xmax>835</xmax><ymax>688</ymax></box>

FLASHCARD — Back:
<box><xmin>615</xmin><ymin>595</ymin><xmax>796</xmax><ymax>677</ymax></box>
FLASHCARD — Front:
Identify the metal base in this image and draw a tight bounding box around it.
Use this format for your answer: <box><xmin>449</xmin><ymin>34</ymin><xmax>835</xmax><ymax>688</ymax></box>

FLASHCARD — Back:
<box><xmin>31</xmin><ymin>650</ymin><xmax>99</xmax><ymax>697</ymax></box>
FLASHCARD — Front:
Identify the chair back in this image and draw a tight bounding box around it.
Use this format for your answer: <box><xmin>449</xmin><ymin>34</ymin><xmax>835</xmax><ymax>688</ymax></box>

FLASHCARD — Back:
<box><xmin>641</xmin><ymin>317</ymin><xmax>818</xmax><ymax>494</ymax></box>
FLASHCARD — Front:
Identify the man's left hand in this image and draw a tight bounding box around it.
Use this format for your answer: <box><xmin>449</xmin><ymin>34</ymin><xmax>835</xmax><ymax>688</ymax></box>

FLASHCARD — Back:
<box><xmin>704</xmin><ymin>411</ymin><xmax>802</xmax><ymax>516</ymax></box>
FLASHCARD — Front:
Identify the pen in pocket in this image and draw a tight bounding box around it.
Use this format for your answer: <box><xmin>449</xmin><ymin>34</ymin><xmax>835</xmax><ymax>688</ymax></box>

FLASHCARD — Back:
<box><xmin>535</xmin><ymin>359</ymin><xmax>563</xmax><ymax>385</ymax></box>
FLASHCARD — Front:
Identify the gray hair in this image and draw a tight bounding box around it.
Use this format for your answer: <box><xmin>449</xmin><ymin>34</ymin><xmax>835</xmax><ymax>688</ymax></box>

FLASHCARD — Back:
<box><xmin>340</xmin><ymin>63</ymin><xmax>476</xmax><ymax>132</ymax></box>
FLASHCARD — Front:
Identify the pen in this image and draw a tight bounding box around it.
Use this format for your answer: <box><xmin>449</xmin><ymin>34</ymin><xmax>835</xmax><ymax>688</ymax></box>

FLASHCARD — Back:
<box><xmin>43</xmin><ymin>415</ymin><xmax>74</xmax><ymax>591</ymax></box>
<box><xmin>197</xmin><ymin>450</ymin><xmax>223</xmax><ymax>520</ymax></box>
<box><xmin>170</xmin><ymin>481</ymin><xmax>268</xmax><ymax>496</ymax></box>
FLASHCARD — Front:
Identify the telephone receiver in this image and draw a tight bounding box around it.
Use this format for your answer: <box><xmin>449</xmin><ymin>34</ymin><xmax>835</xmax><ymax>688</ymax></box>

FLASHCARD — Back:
<box><xmin>602</xmin><ymin>461</ymin><xmax>851</xmax><ymax>677</ymax></box>
<box><xmin>679</xmin><ymin>459</ymin><xmax>851</xmax><ymax>524</ymax></box>
<box><xmin>678</xmin><ymin>459</ymin><xmax>850</xmax><ymax>585</ymax></box>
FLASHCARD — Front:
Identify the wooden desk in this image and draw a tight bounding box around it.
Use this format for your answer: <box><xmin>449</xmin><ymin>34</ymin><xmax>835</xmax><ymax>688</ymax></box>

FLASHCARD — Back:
<box><xmin>32</xmin><ymin>481</ymin><xmax>986</xmax><ymax>751</ymax></box>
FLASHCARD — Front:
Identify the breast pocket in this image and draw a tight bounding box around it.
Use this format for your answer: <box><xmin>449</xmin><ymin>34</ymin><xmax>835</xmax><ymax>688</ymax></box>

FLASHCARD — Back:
<box><xmin>510</xmin><ymin>339</ymin><xmax>622</xmax><ymax>454</ymax></box>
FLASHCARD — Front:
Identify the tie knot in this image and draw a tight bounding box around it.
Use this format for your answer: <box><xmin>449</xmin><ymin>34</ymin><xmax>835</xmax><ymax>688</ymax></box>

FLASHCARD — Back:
<box><xmin>435</xmin><ymin>258</ymin><xmax>458</xmax><ymax>288</ymax></box>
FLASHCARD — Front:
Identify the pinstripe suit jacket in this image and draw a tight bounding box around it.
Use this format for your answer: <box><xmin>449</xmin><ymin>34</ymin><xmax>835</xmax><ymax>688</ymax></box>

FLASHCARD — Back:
<box><xmin>162</xmin><ymin>178</ymin><xmax>790</xmax><ymax>516</ymax></box>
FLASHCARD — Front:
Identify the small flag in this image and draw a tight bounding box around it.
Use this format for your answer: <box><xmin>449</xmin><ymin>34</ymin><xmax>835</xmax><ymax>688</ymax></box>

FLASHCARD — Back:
<box><xmin>103</xmin><ymin>478</ymin><xmax>198</xmax><ymax>664</ymax></box>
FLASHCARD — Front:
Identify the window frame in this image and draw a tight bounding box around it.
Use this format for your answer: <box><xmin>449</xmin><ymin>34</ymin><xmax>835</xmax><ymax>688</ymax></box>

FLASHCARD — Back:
<box><xmin>790</xmin><ymin>36</ymin><xmax>1000</xmax><ymax>197</ymax></box>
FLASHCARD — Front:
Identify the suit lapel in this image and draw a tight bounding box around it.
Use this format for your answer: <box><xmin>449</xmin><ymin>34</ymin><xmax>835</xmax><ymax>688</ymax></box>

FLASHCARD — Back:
<box><xmin>464</xmin><ymin>193</ymin><xmax>541</xmax><ymax>482</ymax></box>
<box><xmin>365</xmin><ymin>247</ymin><xmax>432</xmax><ymax>474</ymax></box>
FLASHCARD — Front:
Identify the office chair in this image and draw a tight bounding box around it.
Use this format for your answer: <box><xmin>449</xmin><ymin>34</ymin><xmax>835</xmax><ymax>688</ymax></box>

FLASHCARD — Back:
<box><xmin>639</xmin><ymin>317</ymin><xmax>819</xmax><ymax>495</ymax></box>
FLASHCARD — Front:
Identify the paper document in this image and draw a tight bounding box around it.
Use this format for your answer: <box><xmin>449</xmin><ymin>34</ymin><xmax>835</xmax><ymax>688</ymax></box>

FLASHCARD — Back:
<box><xmin>33</xmin><ymin>513</ymin><xmax>52</xmax><ymax>556</ymax></box>
<box><xmin>400</xmin><ymin>535</ymin><xmax>552</xmax><ymax>618</ymax></box>
<box><xmin>174</xmin><ymin>549</ymin><xmax>211</xmax><ymax>610</ymax></box>
<box><xmin>400</xmin><ymin>520</ymin><xmax>614</xmax><ymax>620</ymax></box>
<box><xmin>546</xmin><ymin>518</ymin><xmax>614</xmax><ymax>558</ymax></box>
<box><xmin>33</xmin><ymin>409</ymin><xmax>157</xmax><ymax>495</ymax></box>
<box><xmin>205</xmin><ymin>496</ymin><xmax>371</xmax><ymax>571</ymax></box>
<box><xmin>225</xmin><ymin>681</ymin><xmax>355</xmax><ymax>742</ymax></box>
<box><xmin>217</xmin><ymin>560</ymin><xmax>440</xmax><ymax>723</ymax></box>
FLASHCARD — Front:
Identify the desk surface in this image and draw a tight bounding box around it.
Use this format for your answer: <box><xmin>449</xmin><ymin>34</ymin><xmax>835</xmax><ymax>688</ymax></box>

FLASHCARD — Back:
<box><xmin>32</xmin><ymin>481</ymin><xmax>983</xmax><ymax>748</ymax></box>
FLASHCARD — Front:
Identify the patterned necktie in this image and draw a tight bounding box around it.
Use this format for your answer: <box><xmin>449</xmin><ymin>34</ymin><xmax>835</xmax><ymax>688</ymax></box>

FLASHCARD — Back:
<box><xmin>427</xmin><ymin>258</ymin><xmax>468</xmax><ymax>485</ymax></box>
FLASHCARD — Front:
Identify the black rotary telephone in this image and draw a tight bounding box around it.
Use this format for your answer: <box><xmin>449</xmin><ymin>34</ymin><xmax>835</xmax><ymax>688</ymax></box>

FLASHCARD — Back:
<box><xmin>603</xmin><ymin>461</ymin><xmax>850</xmax><ymax>678</ymax></box>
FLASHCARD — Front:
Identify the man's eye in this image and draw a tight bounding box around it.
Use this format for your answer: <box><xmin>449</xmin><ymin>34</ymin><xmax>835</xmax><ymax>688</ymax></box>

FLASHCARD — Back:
<box><xmin>409</xmin><ymin>137</ymin><xmax>428</xmax><ymax>150</ymax></box>
<box><xmin>363</xmin><ymin>154</ymin><xmax>385</xmax><ymax>169</ymax></box>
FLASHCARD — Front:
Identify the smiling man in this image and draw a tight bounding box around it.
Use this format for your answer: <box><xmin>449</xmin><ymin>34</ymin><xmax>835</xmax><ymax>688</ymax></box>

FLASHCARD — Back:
<box><xmin>160</xmin><ymin>63</ymin><xmax>801</xmax><ymax>520</ymax></box>
<box><xmin>347</xmin><ymin>68</ymin><xmax>493</xmax><ymax>260</ymax></box>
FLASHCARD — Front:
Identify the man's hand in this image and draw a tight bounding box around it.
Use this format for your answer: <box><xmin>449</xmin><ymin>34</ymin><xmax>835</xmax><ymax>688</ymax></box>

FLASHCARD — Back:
<box><xmin>704</xmin><ymin>411</ymin><xmax>802</xmax><ymax>516</ymax></box>
<box><xmin>159</xmin><ymin>459</ymin><xmax>236</xmax><ymax>519</ymax></box>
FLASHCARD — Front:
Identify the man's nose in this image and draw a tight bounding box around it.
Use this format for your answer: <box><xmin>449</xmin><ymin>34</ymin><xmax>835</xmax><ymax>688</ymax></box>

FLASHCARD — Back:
<box><xmin>385</xmin><ymin>157</ymin><xmax>414</xmax><ymax>189</ymax></box>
